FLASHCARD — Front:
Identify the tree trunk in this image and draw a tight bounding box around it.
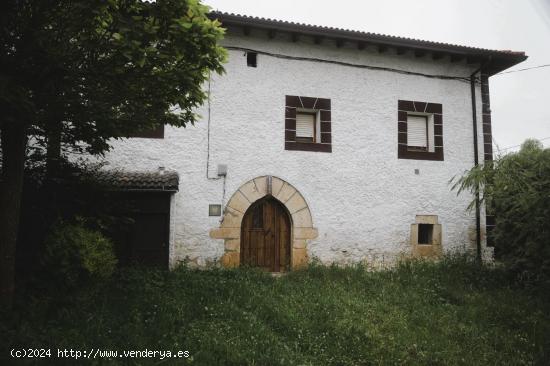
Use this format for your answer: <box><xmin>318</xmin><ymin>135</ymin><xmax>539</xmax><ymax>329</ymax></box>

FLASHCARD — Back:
<box><xmin>44</xmin><ymin>119</ymin><xmax>63</xmax><ymax>224</ymax></box>
<box><xmin>46</xmin><ymin>118</ymin><xmax>62</xmax><ymax>181</ymax></box>
<box><xmin>0</xmin><ymin>122</ymin><xmax>27</xmax><ymax>309</ymax></box>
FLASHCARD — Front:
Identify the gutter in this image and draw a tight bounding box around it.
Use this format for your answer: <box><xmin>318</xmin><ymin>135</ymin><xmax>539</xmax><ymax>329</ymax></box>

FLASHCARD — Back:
<box><xmin>469</xmin><ymin>57</ymin><xmax>491</xmax><ymax>263</ymax></box>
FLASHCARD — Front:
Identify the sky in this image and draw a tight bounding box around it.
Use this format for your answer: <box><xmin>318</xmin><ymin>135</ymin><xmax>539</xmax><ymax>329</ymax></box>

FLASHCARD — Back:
<box><xmin>204</xmin><ymin>0</ymin><xmax>550</xmax><ymax>153</ymax></box>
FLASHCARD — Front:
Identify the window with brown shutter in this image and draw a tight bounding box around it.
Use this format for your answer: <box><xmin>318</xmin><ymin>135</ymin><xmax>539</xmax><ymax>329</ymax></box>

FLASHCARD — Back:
<box><xmin>398</xmin><ymin>100</ymin><xmax>443</xmax><ymax>161</ymax></box>
<box><xmin>285</xmin><ymin>95</ymin><xmax>331</xmax><ymax>153</ymax></box>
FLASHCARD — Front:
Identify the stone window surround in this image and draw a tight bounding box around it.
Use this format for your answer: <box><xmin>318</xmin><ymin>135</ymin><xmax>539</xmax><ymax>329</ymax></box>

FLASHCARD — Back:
<box><xmin>410</xmin><ymin>215</ymin><xmax>442</xmax><ymax>258</ymax></box>
<box><xmin>398</xmin><ymin>100</ymin><xmax>443</xmax><ymax>161</ymax></box>
<box><xmin>210</xmin><ymin>175</ymin><xmax>318</xmax><ymax>269</ymax></box>
<box><xmin>285</xmin><ymin>95</ymin><xmax>332</xmax><ymax>153</ymax></box>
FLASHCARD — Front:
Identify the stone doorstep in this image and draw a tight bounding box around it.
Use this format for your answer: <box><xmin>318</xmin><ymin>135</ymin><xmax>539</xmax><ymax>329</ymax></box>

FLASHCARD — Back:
<box><xmin>220</xmin><ymin>246</ymin><xmax>308</xmax><ymax>270</ymax></box>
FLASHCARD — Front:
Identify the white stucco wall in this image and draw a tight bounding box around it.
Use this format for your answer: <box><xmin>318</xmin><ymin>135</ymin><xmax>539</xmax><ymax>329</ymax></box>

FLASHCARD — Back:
<box><xmin>102</xmin><ymin>27</ymin><xmax>490</xmax><ymax>267</ymax></box>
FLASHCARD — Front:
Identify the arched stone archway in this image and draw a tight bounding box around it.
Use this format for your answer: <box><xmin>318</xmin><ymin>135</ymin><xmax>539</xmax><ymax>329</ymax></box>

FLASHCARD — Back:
<box><xmin>209</xmin><ymin>176</ymin><xmax>318</xmax><ymax>269</ymax></box>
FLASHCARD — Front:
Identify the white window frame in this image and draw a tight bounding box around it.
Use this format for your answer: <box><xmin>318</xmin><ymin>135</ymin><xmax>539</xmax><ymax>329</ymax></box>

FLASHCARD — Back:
<box><xmin>295</xmin><ymin>108</ymin><xmax>320</xmax><ymax>143</ymax></box>
<box><xmin>407</xmin><ymin>112</ymin><xmax>435</xmax><ymax>153</ymax></box>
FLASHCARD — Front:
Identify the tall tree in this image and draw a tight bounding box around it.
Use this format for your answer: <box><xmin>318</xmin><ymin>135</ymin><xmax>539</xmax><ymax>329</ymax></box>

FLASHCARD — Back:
<box><xmin>452</xmin><ymin>139</ymin><xmax>550</xmax><ymax>282</ymax></box>
<box><xmin>0</xmin><ymin>0</ymin><xmax>226</xmax><ymax>307</ymax></box>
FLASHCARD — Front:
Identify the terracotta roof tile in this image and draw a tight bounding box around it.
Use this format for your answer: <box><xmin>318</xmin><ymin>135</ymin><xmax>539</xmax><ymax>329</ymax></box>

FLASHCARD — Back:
<box><xmin>210</xmin><ymin>11</ymin><xmax>527</xmax><ymax>75</ymax></box>
<box><xmin>211</xmin><ymin>11</ymin><xmax>523</xmax><ymax>56</ymax></box>
<box><xmin>95</xmin><ymin>170</ymin><xmax>179</xmax><ymax>192</ymax></box>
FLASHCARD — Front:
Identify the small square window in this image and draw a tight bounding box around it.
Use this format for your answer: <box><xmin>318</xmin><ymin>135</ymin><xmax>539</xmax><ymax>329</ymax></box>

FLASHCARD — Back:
<box><xmin>247</xmin><ymin>52</ymin><xmax>257</xmax><ymax>67</ymax></box>
<box><xmin>251</xmin><ymin>204</ymin><xmax>263</xmax><ymax>228</ymax></box>
<box><xmin>418</xmin><ymin>224</ymin><xmax>434</xmax><ymax>244</ymax></box>
<box><xmin>295</xmin><ymin>112</ymin><xmax>316</xmax><ymax>143</ymax></box>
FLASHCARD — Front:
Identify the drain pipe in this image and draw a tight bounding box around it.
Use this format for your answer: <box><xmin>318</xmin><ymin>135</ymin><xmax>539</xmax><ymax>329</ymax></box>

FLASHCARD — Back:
<box><xmin>469</xmin><ymin>57</ymin><xmax>491</xmax><ymax>263</ymax></box>
<box><xmin>206</xmin><ymin>72</ymin><xmax>220</xmax><ymax>181</ymax></box>
<box><xmin>205</xmin><ymin>71</ymin><xmax>228</xmax><ymax>224</ymax></box>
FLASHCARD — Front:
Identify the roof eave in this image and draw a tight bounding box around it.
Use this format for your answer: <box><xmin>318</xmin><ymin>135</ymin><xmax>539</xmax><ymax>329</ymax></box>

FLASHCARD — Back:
<box><xmin>210</xmin><ymin>12</ymin><xmax>527</xmax><ymax>76</ymax></box>
<box><xmin>102</xmin><ymin>187</ymin><xmax>179</xmax><ymax>193</ymax></box>
<box><xmin>485</xmin><ymin>55</ymin><xmax>528</xmax><ymax>75</ymax></box>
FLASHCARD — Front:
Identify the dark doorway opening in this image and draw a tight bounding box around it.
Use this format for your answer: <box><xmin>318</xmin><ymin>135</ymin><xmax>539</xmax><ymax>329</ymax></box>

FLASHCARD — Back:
<box><xmin>111</xmin><ymin>192</ymin><xmax>171</xmax><ymax>268</ymax></box>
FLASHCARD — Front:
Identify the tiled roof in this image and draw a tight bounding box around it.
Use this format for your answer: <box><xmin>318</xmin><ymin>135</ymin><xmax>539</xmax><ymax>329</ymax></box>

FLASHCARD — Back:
<box><xmin>209</xmin><ymin>11</ymin><xmax>527</xmax><ymax>75</ymax></box>
<box><xmin>94</xmin><ymin>170</ymin><xmax>179</xmax><ymax>192</ymax></box>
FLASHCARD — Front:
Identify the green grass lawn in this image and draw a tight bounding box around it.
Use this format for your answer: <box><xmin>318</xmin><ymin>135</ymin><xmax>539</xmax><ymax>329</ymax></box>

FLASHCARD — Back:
<box><xmin>3</xmin><ymin>257</ymin><xmax>550</xmax><ymax>365</ymax></box>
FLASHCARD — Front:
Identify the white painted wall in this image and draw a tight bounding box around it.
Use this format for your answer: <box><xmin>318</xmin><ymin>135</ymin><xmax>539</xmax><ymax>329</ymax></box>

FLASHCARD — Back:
<box><xmin>102</xmin><ymin>27</ymin><xmax>490</xmax><ymax>267</ymax></box>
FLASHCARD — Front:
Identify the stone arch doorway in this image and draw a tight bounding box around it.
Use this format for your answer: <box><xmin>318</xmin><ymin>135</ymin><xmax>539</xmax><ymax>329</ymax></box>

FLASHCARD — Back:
<box><xmin>241</xmin><ymin>196</ymin><xmax>291</xmax><ymax>272</ymax></box>
<box><xmin>210</xmin><ymin>176</ymin><xmax>318</xmax><ymax>270</ymax></box>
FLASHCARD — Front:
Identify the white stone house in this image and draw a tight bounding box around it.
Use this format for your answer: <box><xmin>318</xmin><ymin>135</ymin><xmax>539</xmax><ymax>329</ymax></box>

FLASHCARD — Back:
<box><xmin>100</xmin><ymin>12</ymin><xmax>526</xmax><ymax>271</ymax></box>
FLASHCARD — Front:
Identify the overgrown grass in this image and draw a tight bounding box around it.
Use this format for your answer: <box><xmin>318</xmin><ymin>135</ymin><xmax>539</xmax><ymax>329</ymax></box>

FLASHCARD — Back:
<box><xmin>2</xmin><ymin>256</ymin><xmax>550</xmax><ymax>365</ymax></box>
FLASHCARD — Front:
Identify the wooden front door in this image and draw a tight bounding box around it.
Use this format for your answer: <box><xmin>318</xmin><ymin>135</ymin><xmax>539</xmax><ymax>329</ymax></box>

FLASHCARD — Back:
<box><xmin>241</xmin><ymin>197</ymin><xmax>291</xmax><ymax>272</ymax></box>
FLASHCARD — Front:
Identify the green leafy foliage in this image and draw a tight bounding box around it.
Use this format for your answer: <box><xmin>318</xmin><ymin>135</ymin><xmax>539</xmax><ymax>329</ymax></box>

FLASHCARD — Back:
<box><xmin>42</xmin><ymin>221</ymin><xmax>118</xmax><ymax>288</ymax></box>
<box><xmin>2</xmin><ymin>257</ymin><xmax>549</xmax><ymax>365</ymax></box>
<box><xmin>1</xmin><ymin>0</ymin><xmax>226</xmax><ymax>306</ymax></box>
<box><xmin>452</xmin><ymin>139</ymin><xmax>550</xmax><ymax>283</ymax></box>
<box><xmin>15</xmin><ymin>158</ymin><xmax>130</xmax><ymax>287</ymax></box>
<box><xmin>1</xmin><ymin>0</ymin><xmax>226</xmax><ymax>155</ymax></box>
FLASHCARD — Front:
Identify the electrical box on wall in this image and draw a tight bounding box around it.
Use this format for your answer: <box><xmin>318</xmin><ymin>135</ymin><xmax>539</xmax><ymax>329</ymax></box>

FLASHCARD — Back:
<box><xmin>217</xmin><ymin>164</ymin><xmax>227</xmax><ymax>176</ymax></box>
<box><xmin>209</xmin><ymin>204</ymin><xmax>222</xmax><ymax>216</ymax></box>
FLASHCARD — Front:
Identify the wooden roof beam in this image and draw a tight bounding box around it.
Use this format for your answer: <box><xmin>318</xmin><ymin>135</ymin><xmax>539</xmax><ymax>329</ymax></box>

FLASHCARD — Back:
<box><xmin>450</xmin><ymin>54</ymin><xmax>464</xmax><ymax>63</ymax></box>
<box><xmin>467</xmin><ymin>56</ymin><xmax>481</xmax><ymax>64</ymax></box>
